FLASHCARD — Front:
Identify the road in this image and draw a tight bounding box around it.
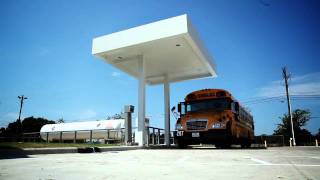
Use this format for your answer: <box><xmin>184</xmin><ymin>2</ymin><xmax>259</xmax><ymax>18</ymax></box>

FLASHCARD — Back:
<box><xmin>0</xmin><ymin>146</ymin><xmax>319</xmax><ymax>179</ymax></box>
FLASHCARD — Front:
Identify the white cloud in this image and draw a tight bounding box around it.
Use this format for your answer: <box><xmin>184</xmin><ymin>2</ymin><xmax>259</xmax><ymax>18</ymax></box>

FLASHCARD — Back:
<box><xmin>111</xmin><ymin>72</ymin><xmax>121</xmax><ymax>77</ymax></box>
<box><xmin>256</xmin><ymin>72</ymin><xmax>320</xmax><ymax>98</ymax></box>
<box><xmin>291</xmin><ymin>72</ymin><xmax>320</xmax><ymax>84</ymax></box>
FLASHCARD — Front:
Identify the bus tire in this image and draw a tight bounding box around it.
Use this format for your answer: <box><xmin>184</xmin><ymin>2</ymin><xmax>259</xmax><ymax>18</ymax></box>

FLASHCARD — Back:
<box><xmin>215</xmin><ymin>143</ymin><xmax>230</xmax><ymax>149</ymax></box>
<box><xmin>246</xmin><ymin>139</ymin><xmax>252</xmax><ymax>148</ymax></box>
<box><xmin>240</xmin><ymin>138</ymin><xmax>247</xmax><ymax>148</ymax></box>
<box><xmin>215</xmin><ymin>143</ymin><xmax>222</xmax><ymax>148</ymax></box>
<box><xmin>177</xmin><ymin>140</ymin><xmax>187</xmax><ymax>149</ymax></box>
<box><xmin>241</xmin><ymin>138</ymin><xmax>251</xmax><ymax>148</ymax></box>
<box><xmin>246</xmin><ymin>131</ymin><xmax>252</xmax><ymax>148</ymax></box>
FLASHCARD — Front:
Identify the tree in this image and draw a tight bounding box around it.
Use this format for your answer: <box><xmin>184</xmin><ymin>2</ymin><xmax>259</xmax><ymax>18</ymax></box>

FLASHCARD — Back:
<box><xmin>22</xmin><ymin>116</ymin><xmax>56</xmax><ymax>133</ymax></box>
<box><xmin>274</xmin><ymin>109</ymin><xmax>312</xmax><ymax>136</ymax></box>
<box><xmin>57</xmin><ymin>118</ymin><xmax>64</xmax><ymax>123</ymax></box>
<box><xmin>5</xmin><ymin>119</ymin><xmax>23</xmax><ymax>138</ymax></box>
<box><xmin>0</xmin><ymin>117</ymin><xmax>56</xmax><ymax>142</ymax></box>
<box><xmin>316</xmin><ymin>128</ymin><xmax>320</xmax><ymax>137</ymax></box>
<box><xmin>106</xmin><ymin>113</ymin><xmax>123</xmax><ymax>120</ymax></box>
<box><xmin>0</xmin><ymin>127</ymin><xmax>5</xmax><ymax>135</ymax></box>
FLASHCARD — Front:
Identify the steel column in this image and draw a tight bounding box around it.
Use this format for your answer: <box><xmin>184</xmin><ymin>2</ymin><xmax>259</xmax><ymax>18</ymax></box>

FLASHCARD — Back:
<box><xmin>137</xmin><ymin>56</ymin><xmax>146</xmax><ymax>146</ymax></box>
<box><xmin>164</xmin><ymin>75</ymin><xmax>170</xmax><ymax>146</ymax></box>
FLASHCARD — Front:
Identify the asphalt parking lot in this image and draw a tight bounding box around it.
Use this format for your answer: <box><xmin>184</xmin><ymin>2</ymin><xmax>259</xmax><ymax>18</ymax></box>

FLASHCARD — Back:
<box><xmin>0</xmin><ymin>146</ymin><xmax>319</xmax><ymax>180</ymax></box>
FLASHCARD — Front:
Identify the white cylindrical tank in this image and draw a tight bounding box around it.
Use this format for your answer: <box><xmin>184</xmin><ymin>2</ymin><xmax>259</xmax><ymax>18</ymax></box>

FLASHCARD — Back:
<box><xmin>40</xmin><ymin>119</ymin><xmax>124</xmax><ymax>141</ymax></box>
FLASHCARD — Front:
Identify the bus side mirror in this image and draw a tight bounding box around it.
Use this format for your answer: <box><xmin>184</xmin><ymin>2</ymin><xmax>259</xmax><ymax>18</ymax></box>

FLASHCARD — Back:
<box><xmin>171</xmin><ymin>106</ymin><xmax>176</xmax><ymax>112</ymax></box>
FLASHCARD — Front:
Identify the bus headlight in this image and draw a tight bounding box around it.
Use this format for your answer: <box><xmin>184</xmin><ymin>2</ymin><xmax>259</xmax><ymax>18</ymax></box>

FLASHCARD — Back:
<box><xmin>176</xmin><ymin>123</ymin><xmax>183</xmax><ymax>130</ymax></box>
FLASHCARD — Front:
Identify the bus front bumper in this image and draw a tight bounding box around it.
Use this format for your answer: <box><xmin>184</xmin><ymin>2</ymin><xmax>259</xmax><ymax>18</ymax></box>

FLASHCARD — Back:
<box><xmin>176</xmin><ymin>129</ymin><xmax>230</xmax><ymax>144</ymax></box>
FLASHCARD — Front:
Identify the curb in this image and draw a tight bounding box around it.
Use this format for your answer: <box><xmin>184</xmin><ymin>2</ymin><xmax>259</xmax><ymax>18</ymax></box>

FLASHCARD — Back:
<box><xmin>0</xmin><ymin>146</ymin><xmax>142</xmax><ymax>157</ymax></box>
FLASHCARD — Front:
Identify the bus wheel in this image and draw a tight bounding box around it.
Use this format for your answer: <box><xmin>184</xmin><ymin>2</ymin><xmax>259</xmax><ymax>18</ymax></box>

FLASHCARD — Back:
<box><xmin>223</xmin><ymin>143</ymin><xmax>231</xmax><ymax>149</ymax></box>
<box><xmin>215</xmin><ymin>144</ymin><xmax>222</xmax><ymax>149</ymax></box>
<box><xmin>241</xmin><ymin>139</ymin><xmax>251</xmax><ymax>148</ymax></box>
<box><xmin>246</xmin><ymin>140</ymin><xmax>252</xmax><ymax>148</ymax></box>
<box><xmin>246</xmin><ymin>132</ymin><xmax>252</xmax><ymax>148</ymax></box>
<box><xmin>177</xmin><ymin>140</ymin><xmax>187</xmax><ymax>149</ymax></box>
<box><xmin>215</xmin><ymin>143</ymin><xmax>230</xmax><ymax>149</ymax></box>
<box><xmin>241</xmin><ymin>139</ymin><xmax>247</xmax><ymax>148</ymax></box>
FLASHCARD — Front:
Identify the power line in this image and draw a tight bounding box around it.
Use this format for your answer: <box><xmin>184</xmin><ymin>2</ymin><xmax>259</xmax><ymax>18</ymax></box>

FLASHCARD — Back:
<box><xmin>310</xmin><ymin>117</ymin><xmax>320</xmax><ymax>119</ymax></box>
<box><xmin>242</xmin><ymin>95</ymin><xmax>320</xmax><ymax>105</ymax></box>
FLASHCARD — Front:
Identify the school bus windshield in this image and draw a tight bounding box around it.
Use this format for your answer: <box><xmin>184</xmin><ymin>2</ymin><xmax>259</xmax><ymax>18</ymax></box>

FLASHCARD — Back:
<box><xmin>186</xmin><ymin>98</ymin><xmax>231</xmax><ymax>112</ymax></box>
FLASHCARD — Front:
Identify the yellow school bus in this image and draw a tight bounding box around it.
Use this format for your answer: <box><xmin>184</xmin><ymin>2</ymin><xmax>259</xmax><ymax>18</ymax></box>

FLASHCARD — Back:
<box><xmin>176</xmin><ymin>89</ymin><xmax>254</xmax><ymax>148</ymax></box>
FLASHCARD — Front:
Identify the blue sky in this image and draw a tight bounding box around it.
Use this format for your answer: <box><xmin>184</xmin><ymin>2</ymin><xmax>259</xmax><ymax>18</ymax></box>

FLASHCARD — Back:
<box><xmin>0</xmin><ymin>0</ymin><xmax>319</xmax><ymax>135</ymax></box>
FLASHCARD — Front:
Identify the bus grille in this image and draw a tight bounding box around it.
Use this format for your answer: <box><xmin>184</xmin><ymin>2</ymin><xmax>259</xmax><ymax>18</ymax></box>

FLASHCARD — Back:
<box><xmin>186</xmin><ymin>120</ymin><xmax>208</xmax><ymax>130</ymax></box>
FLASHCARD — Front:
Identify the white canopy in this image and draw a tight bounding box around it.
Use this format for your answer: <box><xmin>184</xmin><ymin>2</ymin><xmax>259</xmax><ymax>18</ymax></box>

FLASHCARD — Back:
<box><xmin>92</xmin><ymin>14</ymin><xmax>217</xmax><ymax>85</ymax></box>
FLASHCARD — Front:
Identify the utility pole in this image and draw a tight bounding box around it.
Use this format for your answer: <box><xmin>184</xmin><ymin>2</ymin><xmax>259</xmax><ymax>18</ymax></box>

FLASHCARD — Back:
<box><xmin>282</xmin><ymin>67</ymin><xmax>296</xmax><ymax>146</ymax></box>
<box><xmin>18</xmin><ymin>95</ymin><xmax>28</xmax><ymax>122</ymax></box>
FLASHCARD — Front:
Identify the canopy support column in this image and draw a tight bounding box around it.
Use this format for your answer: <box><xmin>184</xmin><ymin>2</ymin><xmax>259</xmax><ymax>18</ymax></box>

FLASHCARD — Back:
<box><xmin>164</xmin><ymin>75</ymin><xmax>170</xmax><ymax>146</ymax></box>
<box><xmin>137</xmin><ymin>56</ymin><xmax>146</xmax><ymax>146</ymax></box>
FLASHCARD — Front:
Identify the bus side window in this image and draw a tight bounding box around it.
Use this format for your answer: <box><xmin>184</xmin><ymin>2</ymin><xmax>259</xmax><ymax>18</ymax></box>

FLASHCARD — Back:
<box><xmin>231</xmin><ymin>102</ymin><xmax>236</xmax><ymax>113</ymax></box>
<box><xmin>186</xmin><ymin>104</ymin><xmax>191</xmax><ymax>112</ymax></box>
<box><xmin>232</xmin><ymin>102</ymin><xmax>239</xmax><ymax>114</ymax></box>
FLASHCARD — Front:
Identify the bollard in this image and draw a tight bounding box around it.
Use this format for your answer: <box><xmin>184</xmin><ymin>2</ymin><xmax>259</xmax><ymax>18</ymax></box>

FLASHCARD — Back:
<box><xmin>316</xmin><ymin>139</ymin><xmax>318</xmax><ymax>147</ymax></box>
<box><xmin>152</xmin><ymin>128</ymin><xmax>155</xmax><ymax>145</ymax></box>
<box><xmin>289</xmin><ymin>138</ymin><xmax>292</xmax><ymax>147</ymax></box>
<box><xmin>172</xmin><ymin>132</ymin><xmax>175</xmax><ymax>145</ymax></box>
<box><xmin>264</xmin><ymin>140</ymin><xmax>267</xmax><ymax>148</ymax></box>
<box><xmin>146</xmin><ymin>127</ymin><xmax>150</xmax><ymax>147</ymax></box>
<box><xmin>157</xmin><ymin>129</ymin><xmax>160</xmax><ymax>145</ymax></box>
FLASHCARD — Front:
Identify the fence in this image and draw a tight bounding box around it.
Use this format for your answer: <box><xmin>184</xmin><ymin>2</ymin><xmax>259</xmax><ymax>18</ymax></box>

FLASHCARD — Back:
<box><xmin>145</xmin><ymin>126</ymin><xmax>176</xmax><ymax>146</ymax></box>
<box><xmin>253</xmin><ymin>135</ymin><xmax>319</xmax><ymax>146</ymax></box>
<box><xmin>1</xmin><ymin>129</ymin><xmax>318</xmax><ymax>147</ymax></box>
<box><xmin>0</xmin><ymin>127</ymin><xmax>177</xmax><ymax>146</ymax></box>
<box><xmin>253</xmin><ymin>135</ymin><xmax>285</xmax><ymax>147</ymax></box>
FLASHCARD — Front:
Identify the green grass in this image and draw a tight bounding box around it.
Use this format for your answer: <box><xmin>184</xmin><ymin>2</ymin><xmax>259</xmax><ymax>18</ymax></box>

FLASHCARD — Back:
<box><xmin>0</xmin><ymin>142</ymin><xmax>120</xmax><ymax>149</ymax></box>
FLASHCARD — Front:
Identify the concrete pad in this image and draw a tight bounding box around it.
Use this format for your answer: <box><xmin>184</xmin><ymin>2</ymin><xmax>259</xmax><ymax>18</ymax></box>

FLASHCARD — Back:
<box><xmin>0</xmin><ymin>147</ymin><xmax>319</xmax><ymax>179</ymax></box>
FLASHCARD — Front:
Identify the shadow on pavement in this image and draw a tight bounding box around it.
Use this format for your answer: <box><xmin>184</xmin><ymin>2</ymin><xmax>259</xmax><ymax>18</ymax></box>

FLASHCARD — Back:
<box><xmin>0</xmin><ymin>148</ymin><xmax>29</xmax><ymax>159</ymax></box>
<box><xmin>77</xmin><ymin>147</ymin><xmax>102</xmax><ymax>153</ymax></box>
<box><xmin>145</xmin><ymin>145</ymin><xmax>267</xmax><ymax>150</ymax></box>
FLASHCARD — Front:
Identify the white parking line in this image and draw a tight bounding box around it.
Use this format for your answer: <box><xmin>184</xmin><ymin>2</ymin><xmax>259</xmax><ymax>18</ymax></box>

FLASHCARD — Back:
<box><xmin>250</xmin><ymin>157</ymin><xmax>272</xmax><ymax>165</ymax></box>
<box><xmin>247</xmin><ymin>156</ymin><xmax>320</xmax><ymax>167</ymax></box>
<box><xmin>279</xmin><ymin>156</ymin><xmax>320</xmax><ymax>159</ymax></box>
<box><xmin>249</xmin><ymin>164</ymin><xmax>320</xmax><ymax>167</ymax></box>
